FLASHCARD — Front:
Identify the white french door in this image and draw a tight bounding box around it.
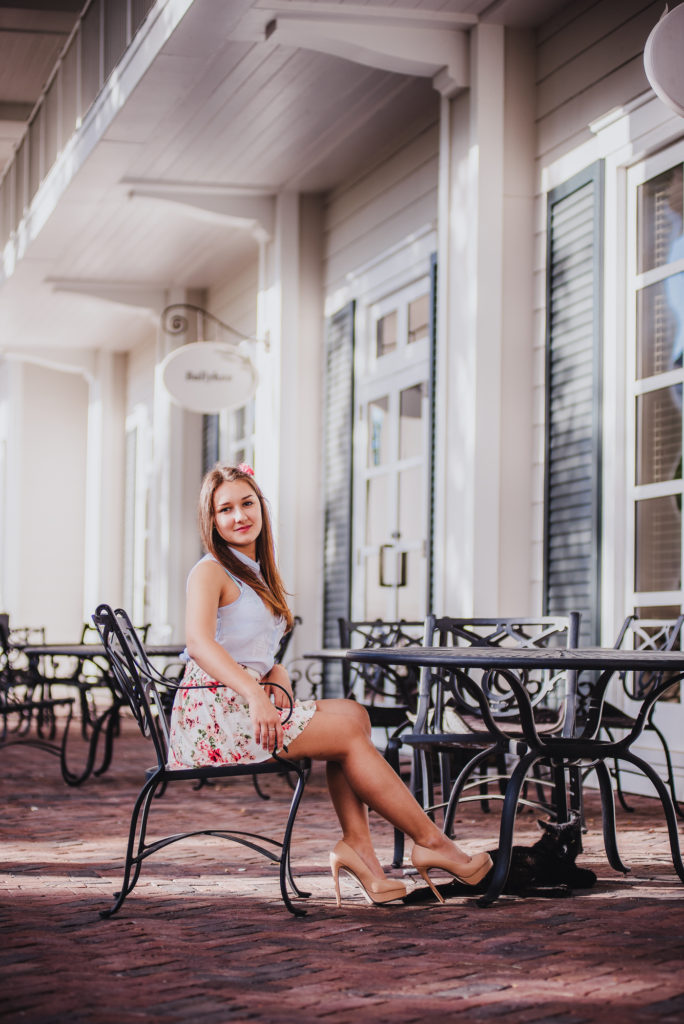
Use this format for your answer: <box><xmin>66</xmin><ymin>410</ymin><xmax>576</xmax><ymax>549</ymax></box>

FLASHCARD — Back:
<box><xmin>352</xmin><ymin>279</ymin><xmax>431</xmax><ymax>622</ymax></box>
<box><xmin>625</xmin><ymin>140</ymin><xmax>684</xmax><ymax>779</ymax></box>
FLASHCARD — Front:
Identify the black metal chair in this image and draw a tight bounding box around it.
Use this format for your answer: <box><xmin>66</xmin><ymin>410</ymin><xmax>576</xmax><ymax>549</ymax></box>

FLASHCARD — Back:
<box><xmin>73</xmin><ymin>620</ymin><xmax>151</xmax><ymax>734</ymax></box>
<box><xmin>0</xmin><ymin>613</ymin><xmax>76</xmax><ymax>774</ymax></box>
<box><xmin>338</xmin><ymin>617</ymin><xmax>428</xmax><ymax>865</ymax></box>
<box><xmin>419</xmin><ymin>624</ymin><xmax>684</xmax><ymax>906</ymax></box>
<box><xmin>584</xmin><ymin>615</ymin><xmax>684</xmax><ymax>818</ymax></box>
<box><xmin>402</xmin><ymin>615</ymin><xmax>582</xmax><ymax>835</ymax></box>
<box><xmin>91</xmin><ymin>604</ymin><xmax>312</xmax><ymax>917</ymax></box>
<box><xmin>338</xmin><ymin>618</ymin><xmax>425</xmax><ymax>735</ymax></box>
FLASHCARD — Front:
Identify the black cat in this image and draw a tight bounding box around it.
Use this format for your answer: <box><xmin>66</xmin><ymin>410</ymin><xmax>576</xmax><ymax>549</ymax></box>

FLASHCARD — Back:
<box><xmin>403</xmin><ymin>815</ymin><xmax>597</xmax><ymax>903</ymax></box>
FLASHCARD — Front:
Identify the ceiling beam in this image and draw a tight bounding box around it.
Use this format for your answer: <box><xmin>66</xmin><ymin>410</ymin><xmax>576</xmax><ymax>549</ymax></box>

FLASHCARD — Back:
<box><xmin>46</xmin><ymin>279</ymin><xmax>166</xmax><ymax>316</ymax></box>
<box><xmin>257</xmin><ymin>2</ymin><xmax>474</xmax><ymax>97</ymax></box>
<box><xmin>0</xmin><ymin>102</ymin><xmax>32</xmax><ymax>121</ymax></box>
<box><xmin>125</xmin><ymin>184</ymin><xmax>276</xmax><ymax>241</ymax></box>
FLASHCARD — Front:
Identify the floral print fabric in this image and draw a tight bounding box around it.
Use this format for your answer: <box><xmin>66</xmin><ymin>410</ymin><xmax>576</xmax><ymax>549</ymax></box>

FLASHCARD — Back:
<box><xmin>167</xmin><ymin>658</ymin><xmax>317</xmax><ymax>768</ymax></box>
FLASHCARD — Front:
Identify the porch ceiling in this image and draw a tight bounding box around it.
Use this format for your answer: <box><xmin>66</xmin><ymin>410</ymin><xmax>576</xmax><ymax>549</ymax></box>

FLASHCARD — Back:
<box><xmin>0</xmin><ymin>0</ymin><xmax>573</xmax><ymax>355</ymax></box>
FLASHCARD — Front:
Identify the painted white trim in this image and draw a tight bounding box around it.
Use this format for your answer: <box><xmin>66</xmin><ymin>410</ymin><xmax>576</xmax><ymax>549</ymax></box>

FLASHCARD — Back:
<box><xmin>325</xmin><ymin>223</ymin><xmax>436</xmax><ymax>317</ymax></box>
<box><xmin>1</xmin><ymin>0</ymin><xmax>195</xmax><ymax>284</ymax></box>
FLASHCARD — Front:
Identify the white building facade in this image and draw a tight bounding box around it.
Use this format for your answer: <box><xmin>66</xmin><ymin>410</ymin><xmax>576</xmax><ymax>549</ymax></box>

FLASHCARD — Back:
<box><xmin>0</xmin><ymin>0</ymin><xmax>682</xmax><ymax>794</ymax></box>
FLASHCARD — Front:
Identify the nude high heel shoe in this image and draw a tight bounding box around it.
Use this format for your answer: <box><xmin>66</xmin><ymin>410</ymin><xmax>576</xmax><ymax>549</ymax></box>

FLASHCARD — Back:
<box><xmin>411</xmin><ymin>845</ymin><xmax>493</xmax><ymax>904</ymax></box>
<box><xmin>330</xmin><ymin>840</ymin><xmax>407</xmax><ymax>907</ymax></box>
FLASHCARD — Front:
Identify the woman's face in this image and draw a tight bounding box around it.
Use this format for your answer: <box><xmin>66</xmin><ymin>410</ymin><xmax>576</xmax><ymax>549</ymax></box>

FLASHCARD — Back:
<box><xmin>212</xmin><ymin>478</ymin><xmax>263</xmax><ymax>558</ymax></box>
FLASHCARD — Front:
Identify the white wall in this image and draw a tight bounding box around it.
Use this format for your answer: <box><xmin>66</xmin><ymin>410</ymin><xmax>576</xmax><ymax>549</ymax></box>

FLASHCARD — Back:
<box><xmin>209</xmin><ymin>254</ymin><xmax>259</xmax><ymax>341</ymax></box>
<box><xmin>323</xmin><ymin>104</ymin><xmax>439</xmax><ymax>301</ymax></box>
<box><xmin>14</xmin><ymin>363</ymin><xmax>88</xmax><ymax>639</ymax></box>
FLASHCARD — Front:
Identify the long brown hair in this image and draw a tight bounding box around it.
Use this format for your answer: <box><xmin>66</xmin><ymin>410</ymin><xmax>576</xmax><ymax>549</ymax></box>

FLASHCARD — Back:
<box><xmin>198</xmin><ymin>463</ymin><xmax>294</xmax><ymax>631</ymax></box>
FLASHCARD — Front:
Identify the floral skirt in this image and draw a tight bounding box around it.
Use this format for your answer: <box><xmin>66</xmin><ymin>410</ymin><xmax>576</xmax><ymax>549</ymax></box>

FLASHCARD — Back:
<box><xmin>167</xmin><ymin>658</ymin><xmax>317</xmax><ymax>769</ymax></box>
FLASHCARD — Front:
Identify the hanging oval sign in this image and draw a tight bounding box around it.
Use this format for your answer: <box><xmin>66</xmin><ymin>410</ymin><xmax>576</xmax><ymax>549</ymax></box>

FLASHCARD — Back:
<box><xmin>160</xmin><ymin>342</ymin><xmax>257</xmax><ymax>413</ymax></box>
<box><xmin>644</xmin><ymin>5</ymin><xmax>684</xmax><ymax>119</ymax></box>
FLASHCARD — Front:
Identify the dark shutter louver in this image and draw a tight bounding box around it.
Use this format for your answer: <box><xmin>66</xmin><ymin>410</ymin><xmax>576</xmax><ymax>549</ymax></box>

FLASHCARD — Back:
<box><xmin>544</xmin><ymin>162</ymin><xmax>604</xmax><ymax>646</ymax></box>
<box><xmin>427</xmin><ymin>252</ymin><xmax>437</xmax><ymax>615</ymax></box>
<box><xmin>202</xmin><ymin>414</ymin><xmax>219</xmax><ymax>473</ymax></box>
<box><xmin>322</xmin><ymin>301</ymin><xmax>355</xmax><ymax>694</ymax></box>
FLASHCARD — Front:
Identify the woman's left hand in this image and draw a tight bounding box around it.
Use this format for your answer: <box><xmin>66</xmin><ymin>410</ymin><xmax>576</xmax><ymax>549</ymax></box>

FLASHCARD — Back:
<box><xmin>261</xmin><ymin>665</ymin><xmax>293</xmax><ymax>710</ymax></box>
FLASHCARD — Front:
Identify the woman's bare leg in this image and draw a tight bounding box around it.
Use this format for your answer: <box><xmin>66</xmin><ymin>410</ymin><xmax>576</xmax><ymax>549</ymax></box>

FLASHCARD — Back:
<box><xmin>286</xmin><ymin>702</ymin><xmax>476</xmax><ymax>870</ymax></box>
<box><xmin>311</xmin><ymin>700</ymin><xmax>387</xmax><ymax>876</ymax></box>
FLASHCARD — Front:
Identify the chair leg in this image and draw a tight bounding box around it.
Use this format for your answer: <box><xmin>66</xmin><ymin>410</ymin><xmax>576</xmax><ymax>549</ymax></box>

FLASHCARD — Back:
<box><xmin>278</xmin><ymin>762</ymin><xmax>311</xmax><ymax>915</ymax></box>
<box><xmin>443</xmin><ymin>745</ymin><xmax>498</xmax><ymax>839</ymax></box>
<box><xmin>618</xmin><ymin>750</ymin><xmax>684</xmax><ymax>883</ymax></box>
<box><xmin>647</xmin><ymin>720</ymin><xmax>684</xmax><ymax>820</ymax></box>
<box><xmin>477</xmin><ymin>750</ymin><xmax>540</xmax><ymax>908</ymax></box>
<box><xmin>93</xmin><ymin>703</ymin><xmax>122</xmax><ymax>778</ymax></box>
<box><xmin>384</xmin><ymin>738</ymin><xmax>405</xmax><ymax>868</ymax></box>
<box><xmin>100</xmin><ymin>773</ymin><xmax>160</xmax><ymax>918</ymax></box>
<box><xmin>567</xmin><ymin>764</ymin><xmax>586</xmax><ymax>843</ymax></box>
<box><xmin>252</xmin><ymin>774</ymin><xmax>271</xmax><ymax>800</ymax></box>
<box><xmin>593</xmin><ymin>760</ymin><xmax>630</xmax><ymax>875</ymax></box>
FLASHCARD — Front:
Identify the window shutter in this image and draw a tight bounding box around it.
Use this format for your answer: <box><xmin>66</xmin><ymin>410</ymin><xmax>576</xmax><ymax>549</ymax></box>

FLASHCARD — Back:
<box><xmin>322</xmin><ymin>301</ymin><xmax>355</xmax><ymax>693</ymax></box>
<box><xmin>544</xmin><ymin>162</ymin><xmax>604</xmax><ymax>645</ymax></box>
<box><xmin>202</xmin><ymin>414</ymin><xmax>219</xmax><ymax>473</ymax></box>
<box><xmin>427</xmin><ymin>252</ymin><xmax>437</xmax><ymax>614</ymax></box>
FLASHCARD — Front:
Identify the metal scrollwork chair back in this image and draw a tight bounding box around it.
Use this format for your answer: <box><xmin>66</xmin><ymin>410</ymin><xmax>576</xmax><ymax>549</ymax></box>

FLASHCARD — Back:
<box><xmin>403</xmin><ymin>615</ymin><xmax>581</xmax><ymax>827</ymax></box>
<box><xmin>338</xmin><ymin>617</ymin><xmax>428</xmax><ymax>867</ymax></box>
<box><xmin>91</xmin><ymin>603</ymin><xmax>312</xmax><ymax>918</ymax></box>
<box><xmin>583</xmin><ymin>614</ymin><xmax>684</xmax><ymax>818</ymax></box>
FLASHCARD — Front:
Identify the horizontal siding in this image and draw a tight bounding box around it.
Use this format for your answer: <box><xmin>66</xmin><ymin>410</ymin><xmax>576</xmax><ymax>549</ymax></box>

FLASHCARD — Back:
<box><xmin>535</xmin><ymin>0</ymin><xmax>659</xmax><ymax>159</ymax></box>
<box><xmin>323</xmin><ymin>113</ymin><xmax>438</xmax><ymax>294</ymax></box>
<box><xmin>537</xmin><ymin>0</ymin><xmax>661</xmax><ymax>98</ymax></box>
<box><xmin>208</xmin><ymin>254</ymin><xmax>259</xmax><ymax>340</ymax></box>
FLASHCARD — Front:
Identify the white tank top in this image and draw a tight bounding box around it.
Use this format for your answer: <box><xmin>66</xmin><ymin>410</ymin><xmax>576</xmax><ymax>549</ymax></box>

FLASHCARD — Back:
<box><xmin>184</xmin><ymin>550</ymin><xmax>286</xmax><ymax>678</ymax></box>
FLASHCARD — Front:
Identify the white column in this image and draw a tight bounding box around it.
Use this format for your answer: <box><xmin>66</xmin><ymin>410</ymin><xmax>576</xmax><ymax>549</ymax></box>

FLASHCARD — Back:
<box><xmin>255</xmin><ymin>193</ymin><xmax>299</xmax><ymax>578</ymax></box>
<box><xmin>148</xmin><ymin>289</ymin><xmax>203</xmax><ymax>640</ymax></box>
<box><xmin>0</xmin><ymin>358</ymin><xmax>23</xmax><ymax>618</ymax></box>
<box><xmin>435</xmin><ymin>23</ymin><xmax>506</xmax><ymax>615</ymax></box>
<box><xmin>253</xmin><ymin>192</ymin><xmax>324</xmax><ymax>649</ymax></box>
<box><xmin>82</xmin><ymin>350</ymin><xmax>126</xmax><ymax>619</ymax></box>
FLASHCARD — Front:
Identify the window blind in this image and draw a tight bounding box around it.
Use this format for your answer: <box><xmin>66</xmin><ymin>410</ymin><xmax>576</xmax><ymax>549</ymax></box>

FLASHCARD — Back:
<box><xmin>544</xmin><ymin>162</ymin><xmax>604</xmax><ymax>645</ymax></box>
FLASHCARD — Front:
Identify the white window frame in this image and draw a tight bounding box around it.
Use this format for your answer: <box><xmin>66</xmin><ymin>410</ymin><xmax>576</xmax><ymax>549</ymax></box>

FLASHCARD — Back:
<box><xmin>626</xmin><ymin>140</ymin><xmax>684</xmax><ymax>613</ymax></box>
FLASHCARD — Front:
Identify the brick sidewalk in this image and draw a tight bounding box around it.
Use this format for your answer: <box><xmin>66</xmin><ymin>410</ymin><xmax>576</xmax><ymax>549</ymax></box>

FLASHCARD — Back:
<box><xmin>1</xmin><ymin>717</ymin><xmax>683</xmax><ymax>1024</ymax></box>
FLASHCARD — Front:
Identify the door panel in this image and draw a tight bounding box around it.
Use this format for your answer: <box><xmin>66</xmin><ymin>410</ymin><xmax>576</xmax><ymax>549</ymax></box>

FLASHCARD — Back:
<box><xmin>352</xmin><ymin>279</ymin><xmax>431</xmax><ymax>622</ymax></box>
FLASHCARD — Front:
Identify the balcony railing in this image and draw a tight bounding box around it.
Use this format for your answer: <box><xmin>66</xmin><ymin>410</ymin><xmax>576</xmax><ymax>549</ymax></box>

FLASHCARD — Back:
<box><xmin>0</xmin><ymin>0</ymin><xmax>156</xmax><ymax>251</ymax></box>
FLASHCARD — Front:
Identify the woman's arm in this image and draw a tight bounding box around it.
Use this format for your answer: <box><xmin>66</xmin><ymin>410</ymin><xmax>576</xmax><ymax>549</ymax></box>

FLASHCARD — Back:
<box><xmin>261</xmin><ymin>662</ymin><xmax>293</xmax><ymax>710</ymax></box>
<box><xmin>185</xmin><ymin>560</ymin><xmax>284</xmax><ymax>751</ymax></box>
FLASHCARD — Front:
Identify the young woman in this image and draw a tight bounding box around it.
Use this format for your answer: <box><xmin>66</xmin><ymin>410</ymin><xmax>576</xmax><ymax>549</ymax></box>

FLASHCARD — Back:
<box><xmin>168</xmin><ymin>463</ymin><xmax>492</xmax><ymax>905</ymax></box>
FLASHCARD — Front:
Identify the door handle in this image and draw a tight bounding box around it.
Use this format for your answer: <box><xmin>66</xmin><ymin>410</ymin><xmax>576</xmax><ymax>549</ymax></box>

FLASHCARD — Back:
<box><xmin>379</xmin><ymin>545</ymin><xmax>408</xmax><ymax>588</ymax></box>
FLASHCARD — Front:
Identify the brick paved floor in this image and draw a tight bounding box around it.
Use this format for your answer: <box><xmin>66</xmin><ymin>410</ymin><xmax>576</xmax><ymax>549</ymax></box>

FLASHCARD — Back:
<box><xmin>1</xmin><ymin>716</ymin><xmax>684</xmax><ymax>1024</ymax></box>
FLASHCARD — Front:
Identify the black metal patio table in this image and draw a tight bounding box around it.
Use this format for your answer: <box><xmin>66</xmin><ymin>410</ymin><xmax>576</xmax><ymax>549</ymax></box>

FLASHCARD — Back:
<box><xmin>10</xmin><ymin>642</ymin><xmax>185</xmax><ymax>783</ymax></box>
<box><xmin>345</xmin><ymin>644</ymin><xmax>684</xmax><ymax>905</ymax></box>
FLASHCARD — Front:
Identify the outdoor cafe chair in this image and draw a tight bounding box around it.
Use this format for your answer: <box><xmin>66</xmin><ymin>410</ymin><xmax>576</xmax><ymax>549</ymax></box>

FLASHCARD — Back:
<box><xmin>415</xmin><ymin>621</ymin><xmax>684</xmax><ymax>906</ymax></box>
<box><xmin>72</xmin><ymin>620</ymin><xmax>151</xmax><ymax>736</ymax></box>
<box><xmin>0</xmin><ymin>613</ymin><xmax>76</xmax><ymax>773</ymax></box>
<box><xmin>338</xmin><ymin>617</ymin><xmax>428</xmax><ymax>865</ymax></box>
<box><xmin>579</xmin><ymin>614</ymin><xmax>684</xmax><ymax>818</ymax></box>
<box><xmin>402</xmin><ymin>615</ymin><xmax>581</xmax><ymax>833</ymax></box>
<box><xmin>338</xmin><ymin>616</ymin><xmax>425</xmax><ymax>746</ymax></box>
<box><xmin>91</xmin><ymin>604</ymin><xmax>312</xmax><ymax>917</ymax></box>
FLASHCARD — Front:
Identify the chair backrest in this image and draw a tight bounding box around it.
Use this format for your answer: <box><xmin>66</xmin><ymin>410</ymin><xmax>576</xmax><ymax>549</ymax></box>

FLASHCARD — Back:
<box><xmin>338</xmin><ymin>618</ymin><xmax>427</xmax><ymax>709</ymax></box>
<box><xmin>413</xmin><ymin>613</ymin><xmax>581</xmax><ymax>735</ymax></box>
<box><xmin>81</xmin><ymin>620</ymin><xmax>151</xmax><ymax>644</ymax></box>
<box><xmin>275</xmin><ymin>615</ymin><xmax>302</xmax><ymax>666</ymax></box>
<box><xmin>91</xmin><ymin>604</ymin><xmax>174</xmax><ymax>768</ymax></box>
<box><xmin>614</xmin><ymin>614</ymin><xmax>684</xmax><ymax>701</ymax></box>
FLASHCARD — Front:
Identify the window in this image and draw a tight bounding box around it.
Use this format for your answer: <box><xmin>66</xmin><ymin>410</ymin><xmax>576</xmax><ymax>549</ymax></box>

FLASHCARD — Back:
<box><xmin>628</xmin><ymin>149</ymin><xmax>684</xmax><ymax>614</ymax></box>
